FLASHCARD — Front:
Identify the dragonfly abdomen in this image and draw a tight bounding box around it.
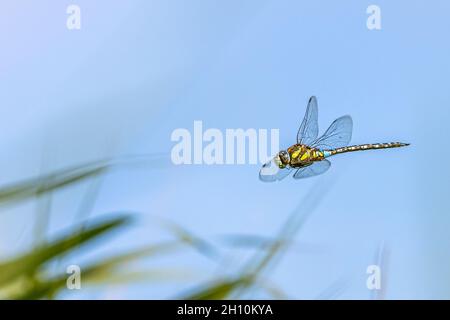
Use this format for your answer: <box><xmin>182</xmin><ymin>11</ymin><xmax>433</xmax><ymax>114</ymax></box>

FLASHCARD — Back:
<box><xmin>325</xmin><ymin>142</ymin><xmax>409</xmax><ymax>157</ymax></box>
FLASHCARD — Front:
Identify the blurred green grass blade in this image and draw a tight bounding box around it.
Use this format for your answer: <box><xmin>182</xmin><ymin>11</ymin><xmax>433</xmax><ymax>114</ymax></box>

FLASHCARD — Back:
<box><xmin>14</xmin><ymin>268</ymin><xmax>191</xmax><ymax>300</ymax></box>
<box><xmin>217</xmin><ymin>234</ymin><xmax>327</xmax><ymax>255</ymax></box>
<box><xmin>256</xmin><ymin>279</ymin><xmax>289</xmax><ymax>299</ymax></box>
<box><xmin>86</xmin><ymin>242</ymin><xmax>181</xmax><ymax>268</ymax></box>
<box><xmin>234</xmin><ymin>181</ymin><xmax>334</xmax><ymax>295</ymax></box>
<box><xmin>0</xmin><ymin>152</ymin><xmax>171</xmax><ymax>207</ymax></box>
<box><xmin>11</xmin><ymin>242</ymin><xmax>189</xmax><ymax>299</ymax></box>
<box><xmin>315</xmin><ymin>277</ymin><xmax>350</xmax><ymax>300</ymax></box>
<box><xmin>218</xmin><ymin>234</ymin><xmax>280</xmax><ymax>249</ymax></box>
<box><xmin>0</xmin><ymin>152</ymin><xmax>172</xmax><ymax>208</ymax></box>
<box><xmin>182</xmin><ymin>277</ymin><xmax>250</xmax><ymax>300</ymax></box>
<box><xmin>0</xmin><ymin>215</ymin><xmax>131</xmax><ymax>286</ymax></box>
<box><xmin>183</xmin><ymin>277</ymin><xmax>287</xmax><ymax>300</ymax></box>
<box><xmin>11</xmin><ymin>278</ymin><xmax>61</xmax><ymax>300</ymax></box>
<box><xmin>0</xmin><ymin>160</ymin><xmax>110</xmax><ymax>206</ymax></box>
<box><xmin>67</xmin><ymin>241</ymin><xmax>184</xmax><ymax>283</ymax></box>
<box><xmin>150</xmin><ymin>215</ymin><xmax>220</xmax><ymax>260</ymax></box>
<box><xmin>33</xmin><ymin>188</ymin><xmax>53</xmax><ymax>245</ymax></box>
<box><xmin>82</xmin><ymin>268</ymin><xmax>193</xmax><ymax>286</ymax></box>
<box><xmin>185</xmin><ymin>181</ymin><xmax>333</xmax><ymax>300</ymax></box>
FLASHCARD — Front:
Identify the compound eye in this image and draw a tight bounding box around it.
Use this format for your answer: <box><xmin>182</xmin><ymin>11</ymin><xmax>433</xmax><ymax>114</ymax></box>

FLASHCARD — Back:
<box><xmin>279</xmin><ymin>151</ymin><xmax>289</xmax><ymax>164</ymax></box>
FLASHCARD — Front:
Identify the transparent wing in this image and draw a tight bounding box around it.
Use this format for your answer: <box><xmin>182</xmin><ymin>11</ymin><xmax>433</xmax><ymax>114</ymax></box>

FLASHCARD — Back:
<box><xmin>293</xmin><ymin>160</ymin><xmax>331</xmax><ymax>179</ymax></box>
<box><xmin>297</xmin><ymin>96</ymin><xmax>319</xmax><ymax>145</ymax></box>
<box><xmin>311</xmin><ymin>115</ymin><xmax>352</xmax><ymax>150</ymax></box>
<box><xmin>259</xmin><ymin>158</ymin><xmax>292</xmax><ymax>182</ymax></box>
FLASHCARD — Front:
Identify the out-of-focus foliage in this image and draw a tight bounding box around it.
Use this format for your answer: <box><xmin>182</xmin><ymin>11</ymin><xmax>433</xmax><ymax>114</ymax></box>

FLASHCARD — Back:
<box><xmin>0</xmin><ymin>158</ymin><xmax>346</xmax><ymax>300</ymax></box>
<box><xmin>0</xmin><ymin>159</ymin><xmax>212</xmax><ymax>299</ymax></box>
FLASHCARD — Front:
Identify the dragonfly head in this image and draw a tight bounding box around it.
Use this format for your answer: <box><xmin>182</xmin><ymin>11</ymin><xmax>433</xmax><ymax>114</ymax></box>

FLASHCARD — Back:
<box><xmin>275</xmin><ymin>150</ymin><xmax>290</xmax><ymax>169</ymax></box>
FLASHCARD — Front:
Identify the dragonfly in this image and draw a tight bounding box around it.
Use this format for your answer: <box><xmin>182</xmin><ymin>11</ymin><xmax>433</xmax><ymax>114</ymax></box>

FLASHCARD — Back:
<box><xmin>259</xmin><ymin>96</ymin><xmax>409</xmax><ymax>182</ymax></box>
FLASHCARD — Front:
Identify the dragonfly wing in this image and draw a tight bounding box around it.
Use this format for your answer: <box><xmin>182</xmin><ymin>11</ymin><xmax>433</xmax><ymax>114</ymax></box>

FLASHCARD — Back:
<box><xmin>297</xmin><ymin>96</ymin><xmax>319</xmax><ymax>145</ymax></box>
<box><xmin>311</xmin><ymin>115</ymin><xmax>352</xmax><ymax>150</ymax></box>
<box><xmin>293</xmin><ymin>160</ymin><xmax>331</xmax><ymax>179</ymax></box>
<box><xmin>259</xmin><ymin>158</ymin><xmax>292</xmax><ymax>182</ymax></box>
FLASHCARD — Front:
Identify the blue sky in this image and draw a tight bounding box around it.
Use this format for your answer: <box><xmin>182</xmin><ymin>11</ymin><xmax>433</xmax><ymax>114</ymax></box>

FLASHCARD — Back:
<box><xmin>0</xmin><ymin>0</ymin><xmax>449</xmax><ymax>299</ymax></box>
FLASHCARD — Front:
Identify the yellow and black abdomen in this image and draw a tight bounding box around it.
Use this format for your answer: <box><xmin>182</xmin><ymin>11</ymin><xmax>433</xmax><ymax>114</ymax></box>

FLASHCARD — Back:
<box><xmin>323</xmin><ymin>142</ymin><xmax>409</xmax><ymax>157</ymax></box>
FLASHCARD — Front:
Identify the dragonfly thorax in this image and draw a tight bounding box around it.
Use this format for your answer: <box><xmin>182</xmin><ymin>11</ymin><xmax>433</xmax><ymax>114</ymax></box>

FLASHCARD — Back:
<box><xmin>287</xmin><ymin>144</ymin><xmax>325</xmax><ymax>168</ymax></box>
